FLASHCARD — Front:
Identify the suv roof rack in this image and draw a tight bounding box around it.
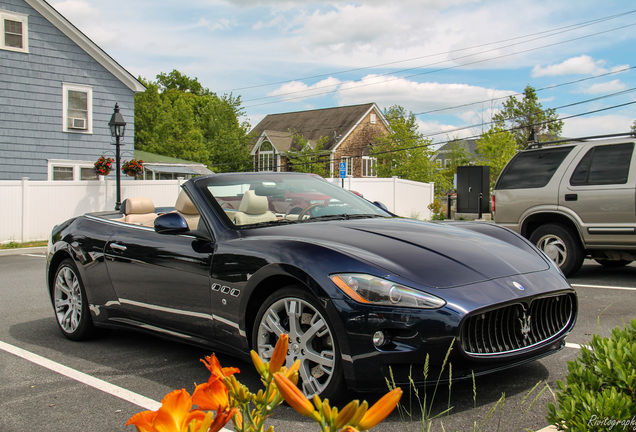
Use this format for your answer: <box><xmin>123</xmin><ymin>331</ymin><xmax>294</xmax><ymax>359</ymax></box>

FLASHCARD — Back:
<box><xmin>525</xmin><ymin>132</ymin><xmax>635</xmax><ymax>150</ymax></box>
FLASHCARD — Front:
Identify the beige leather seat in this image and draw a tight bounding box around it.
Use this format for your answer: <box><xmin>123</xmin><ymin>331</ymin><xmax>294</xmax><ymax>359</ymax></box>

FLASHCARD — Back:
<box><xmin>174</xmin><ymin>190</ymin><xmax>200</xmax><ymax>230</ymax></box>
<box><xmin>233</xmin><ymin>190</ymin><xmax>278</xmax><ymax>226</ymax></box>
<box><xmin>122</xmin><ymin>197</ymin><xmax>157</xmax><ymax>227</ymax></box>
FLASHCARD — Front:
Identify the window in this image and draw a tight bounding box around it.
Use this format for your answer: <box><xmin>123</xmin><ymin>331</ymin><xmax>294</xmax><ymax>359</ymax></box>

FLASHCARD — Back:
<box><xmin>370</xmin><ymin>113</ymin><xmax>377</xmax><ymax>124</ymax></box>
<box><xmin>257</xmin><ymin>142</ymin><xmax>275</xmax><ymax>171</ymax></box>
<box><xmin>1</xmin><ymin>10</ymin><xmax>28</xmax><ymax>52</ymax></box>
<box><xmin>63</xmin><ymin>83</ymin><xmax>93</xmax><ymax>133</ymax></box>
<box><xmin>341</xmin><ymin>156</ymin><xmax>353</xmax><ymax>177</ymax></box>
<box><xmin>80</xmin><ymin>167</ymin><xmax>98</xmax><ymax>180</ymax></box>
<box><xmin>49</xmin><ymin>161</ymin><xmax>100</xmax><ymax>181</ymax></box>
<box><xmin>361</xmin><ymin>156</ymin><xmax>376</xmax><ymax>177</ymax></box>
<box><xmin>570</xmin><ymin>143</ymin><xmax>633</xmax><ymax>186</ymax></box>
<box><xmin>52</xmin><ymin>166</ymin><xmax>74</xmax><ymax>181</ymax></box>
<box><xmin>496</xmin><ymin>146</ymin><xmax>574</xmax><ymax>190</ymax></box>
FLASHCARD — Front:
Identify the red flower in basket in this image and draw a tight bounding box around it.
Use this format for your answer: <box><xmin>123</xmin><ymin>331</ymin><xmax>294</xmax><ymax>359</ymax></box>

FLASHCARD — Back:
<box><xmin>122</xmin><ymin>159</ymin><xmax>144</xmax><ymax>177</ymax></box>
<box><xmin>94</xmin><ymin>156</ymin><xmax>113</xmax><ymax>176</ymax></box>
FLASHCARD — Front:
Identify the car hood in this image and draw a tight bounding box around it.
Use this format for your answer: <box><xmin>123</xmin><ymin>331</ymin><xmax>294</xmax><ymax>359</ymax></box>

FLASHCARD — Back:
<box><xmin>244</xmin><ymin>218</ymin><xmax>550</xmax><ymax>288</ymax></box>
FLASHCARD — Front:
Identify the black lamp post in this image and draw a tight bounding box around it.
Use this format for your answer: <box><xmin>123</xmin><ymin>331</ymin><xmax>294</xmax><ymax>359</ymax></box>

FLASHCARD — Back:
<box><xmin>109</xmin><ymin>103</ymin><xmax>127</xmax><ymax>211</ymax></box>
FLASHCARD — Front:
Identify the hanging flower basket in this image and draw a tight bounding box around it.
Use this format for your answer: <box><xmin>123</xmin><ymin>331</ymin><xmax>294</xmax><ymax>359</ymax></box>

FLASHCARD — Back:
<box><xmin>94</xmin><ymin>156</ymin><xmax>113</xmax><ymax>176</ymax></box>
<box><xmin>122</xmin><ymin>159</ymin><xmax>144</xmax><ymax>177</ymax></box>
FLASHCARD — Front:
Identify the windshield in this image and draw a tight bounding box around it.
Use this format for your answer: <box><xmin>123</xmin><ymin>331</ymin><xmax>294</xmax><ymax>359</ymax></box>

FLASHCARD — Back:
<box><xmin>195</xmin><ymin>172</ymin><xmax>392</xmax><ymax>228</ymax></box>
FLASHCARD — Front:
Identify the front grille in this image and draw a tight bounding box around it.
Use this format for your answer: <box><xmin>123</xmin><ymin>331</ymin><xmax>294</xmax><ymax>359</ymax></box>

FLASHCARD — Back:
<box><xmin>460</xmin><ymin>293</ymin><xmax>575</xmax><ymax>356</ymax></box>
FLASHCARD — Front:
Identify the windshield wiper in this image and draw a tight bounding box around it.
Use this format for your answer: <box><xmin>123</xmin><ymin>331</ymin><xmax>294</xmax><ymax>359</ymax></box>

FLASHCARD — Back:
<box><xmin>301</xmin><ymin>214</ymin><xmax>387</xmax><ymax>222</ymax></box>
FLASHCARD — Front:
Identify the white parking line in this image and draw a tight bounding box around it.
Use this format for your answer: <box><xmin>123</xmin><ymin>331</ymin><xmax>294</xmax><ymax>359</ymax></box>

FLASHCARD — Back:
<box><xmin>0</xmin><ymin>340</ymin><xmax>232</xmax><ymax>431</ymax></box>
<box><xmin>571</xmin><ymin>283</ymin><xmax>636</xmax><ymax>291</ymax></box>
<box><xmin>565</xmin><ymin>342</ymin><xmax>582</xmax><ymax>350</ymax></box>
<box><xmin>0</xmin><ymin>340</ymin><xmax>160</xmax><ymax>409</ymax></box>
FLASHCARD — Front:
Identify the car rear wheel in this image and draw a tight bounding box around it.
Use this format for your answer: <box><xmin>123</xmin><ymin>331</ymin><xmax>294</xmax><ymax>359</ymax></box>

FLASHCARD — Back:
<box><xmin>529</xmin><ymin>223</ymin><xmax>584</xmax><ymax>276</ymax></box>
<box><xmin>52</xmin><ymin>259</ymin><xmax>96</xmax><ymax>341</ymax></box>
<box><xmin>253</xmin><ymin>286</ymin><xmax>343</xmax><ymax>400</ymax></box>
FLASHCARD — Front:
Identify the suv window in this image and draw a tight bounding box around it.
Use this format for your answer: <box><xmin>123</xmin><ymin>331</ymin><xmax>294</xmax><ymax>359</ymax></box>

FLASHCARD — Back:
<box><xmin>570</xmin><ymin>143</ymin><xmax>634</xmax><ymax>186</ymax></box>
<box><xmin>496</xmin><ymin>146</ymin><xmax>574</xmax><ymax>190</ymax></box>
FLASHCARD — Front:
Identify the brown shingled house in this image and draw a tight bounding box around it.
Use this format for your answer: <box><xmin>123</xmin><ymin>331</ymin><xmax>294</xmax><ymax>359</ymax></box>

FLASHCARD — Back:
<box><xmin>250</xmin><ymin>103</ymin><xmax>390</xmax><ymax>178</ymax></box>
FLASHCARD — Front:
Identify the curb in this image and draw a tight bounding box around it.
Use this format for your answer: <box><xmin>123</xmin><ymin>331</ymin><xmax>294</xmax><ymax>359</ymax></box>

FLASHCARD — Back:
<box><xmin>0</xmin><ymin>246</ymin><xmax>47</xmax><ymax>256</ymax></box>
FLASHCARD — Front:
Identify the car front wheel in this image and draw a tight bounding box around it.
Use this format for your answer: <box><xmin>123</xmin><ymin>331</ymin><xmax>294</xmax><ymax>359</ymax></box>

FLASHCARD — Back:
<box><xmin>253</xmin><ymin>286</ymin><xmax>343</xmax><ymax>400</ymax></box>
<box><xmin>529</xmin><ymin>223</ymin><xmax>584</xmax><ymax>276</ymax></box>
<box><xmin>52</xmin><ymin>259</ymin><xmax>96</xmax><ymax>341</ymax></box>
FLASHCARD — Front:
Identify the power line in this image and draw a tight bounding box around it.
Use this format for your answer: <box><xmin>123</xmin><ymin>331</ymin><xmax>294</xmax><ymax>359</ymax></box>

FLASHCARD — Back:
<box><xmin>226</xmin><ymin>9</ymin><xmax>636</xmax><ymax>94</ymax></box>
<box><xmin>241</xmin><ymin>18</ymin><xmax>636</xmax><ymax>107</ymax></box>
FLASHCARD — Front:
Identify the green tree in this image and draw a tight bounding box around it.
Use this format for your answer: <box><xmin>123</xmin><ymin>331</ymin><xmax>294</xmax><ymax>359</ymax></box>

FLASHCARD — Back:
<box><xmin>373</xmin><ymin>105</ymin><xmax>448</xmax><ymax>192</ymax></box>
<box><xmin>438</xmin><ymin>139</ymin><xmax>475</xmax><ymax>191</ymax></box>
<box><xmin>134</xmin><ymin>70</ymin><xmax>252</xmax><ymax>172</ymax></box>
<box><xmin>475</xmin><ymin>126</ymin><xmax>518</xmax><ymax>189</ymax></box>
<box><xmin>493</xmin><ymin>85</ymin><xmax>563</xmax><ymax>149</ymax></box>
<box><xmin>286</xmin><ymin>132</ymin><xmax>331</xmax><ymax>177</ymax></box>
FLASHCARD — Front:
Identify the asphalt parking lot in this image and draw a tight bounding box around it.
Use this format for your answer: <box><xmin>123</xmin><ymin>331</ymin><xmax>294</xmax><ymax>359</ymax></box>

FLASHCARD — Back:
<box><xmin>0</xmin><ymin>250</ymin><xmax>634</xmax><ymax>432</ymax></box>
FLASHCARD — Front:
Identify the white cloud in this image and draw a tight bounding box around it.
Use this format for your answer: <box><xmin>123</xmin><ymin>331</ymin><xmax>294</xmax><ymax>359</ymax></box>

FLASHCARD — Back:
<box><xmin>581</xmin><ymin>79</ymin><xmax>627</xmax><ymax>95</ymax></box>
<box><xmin>268</xmin><ymin>77</ymin><xmax>342</xmax><ymax>101</ymax></box>
<box><xmin>532</xmin><ymin>55</ymin><xmax>610</xmax><ymax>77</ymax></box>
<box><xmin>562</xmin><ymin>113</ymin><xmax>634</xmax><ymax>137</ymax></box>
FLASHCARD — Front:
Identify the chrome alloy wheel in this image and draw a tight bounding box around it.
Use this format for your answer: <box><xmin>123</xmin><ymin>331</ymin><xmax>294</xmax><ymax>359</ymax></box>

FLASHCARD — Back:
<box><xmin>535</xmin><ymin>234</ymin><xmax>567</xmax><ymax>267</ymax></box>
<box><xmin>256</xmin><ymin>296</ymin><xmax>336</xmax><ymax>397</ymax></box>
<box><xmin>54</xmin><ymin>265</ymin><xmax>83</xmax><ymax>334</ymax></box>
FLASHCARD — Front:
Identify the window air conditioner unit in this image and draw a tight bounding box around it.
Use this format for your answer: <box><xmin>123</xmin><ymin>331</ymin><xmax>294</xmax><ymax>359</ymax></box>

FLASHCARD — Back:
<box><xmin>70</xmin><ymin>117</ymin><xmax>87</xmax><ymax>130</ymax></box>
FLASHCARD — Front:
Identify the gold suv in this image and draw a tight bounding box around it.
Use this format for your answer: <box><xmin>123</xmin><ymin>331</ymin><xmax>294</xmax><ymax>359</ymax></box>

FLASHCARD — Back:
<box><xmin>493</xmin><ymin>134</ymin><xmax>636</xmax><ymax>276</ymax></box>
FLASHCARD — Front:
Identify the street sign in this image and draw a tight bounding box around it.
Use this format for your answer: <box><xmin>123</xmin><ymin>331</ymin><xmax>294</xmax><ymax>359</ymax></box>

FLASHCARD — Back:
<box><xmin>339</xmin><ymin>162</ymin><xmax>346</xmax><ymax>179</ymax></box>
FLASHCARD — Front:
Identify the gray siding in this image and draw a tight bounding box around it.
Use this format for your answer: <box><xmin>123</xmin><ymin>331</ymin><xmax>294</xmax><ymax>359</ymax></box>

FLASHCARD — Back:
<box><xmin>0</xmin><ymin>0</ymin><xmax>136</xmax><ymax>180</ymax></box>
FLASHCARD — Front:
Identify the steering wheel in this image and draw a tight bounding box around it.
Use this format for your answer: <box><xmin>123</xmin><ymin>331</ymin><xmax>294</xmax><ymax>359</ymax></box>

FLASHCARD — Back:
<box><xmin>298</xmin><ymin>203</ymin><xmax>327</xmax><ymax>220</ymax></box>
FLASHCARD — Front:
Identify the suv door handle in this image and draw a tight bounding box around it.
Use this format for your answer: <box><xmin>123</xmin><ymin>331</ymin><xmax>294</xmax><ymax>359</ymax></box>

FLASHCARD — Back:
<box><xmin>564</xmin><ymin>194</ymin><xmax>578</xmax><ymax>201</ymax></box>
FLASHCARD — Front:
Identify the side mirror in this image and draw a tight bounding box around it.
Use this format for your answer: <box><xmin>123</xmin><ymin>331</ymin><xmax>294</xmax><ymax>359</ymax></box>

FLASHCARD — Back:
<box><xmin>154</xmin><ymin>212</ymin><xmax>190</xmax><ymax>235</ymax></box>
<box><xmin>373</xmin><ymin>201</ymin><xmax>389</xmax><ymax>212</ymax></box>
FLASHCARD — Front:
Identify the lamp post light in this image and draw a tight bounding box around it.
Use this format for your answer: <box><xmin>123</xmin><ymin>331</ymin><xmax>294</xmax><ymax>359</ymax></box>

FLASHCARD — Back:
<box><xmin>108</xmin><ymin>103</ymin><xmax>127</xmax><ymax>211</ymax></box>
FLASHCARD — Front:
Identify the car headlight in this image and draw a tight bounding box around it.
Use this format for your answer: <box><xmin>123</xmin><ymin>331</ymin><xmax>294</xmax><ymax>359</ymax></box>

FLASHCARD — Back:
<box><xmin>330</xmin><ymin>273</ymin><xmax>446</xmax><ymax>309</ymax></box>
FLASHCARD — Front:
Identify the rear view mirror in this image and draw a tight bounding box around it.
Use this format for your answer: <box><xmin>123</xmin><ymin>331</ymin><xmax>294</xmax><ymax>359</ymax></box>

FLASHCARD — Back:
<box><xmin>154</xmin><ymin>212</ymin><xmax>190</xmax><ymax>235</ymax></box>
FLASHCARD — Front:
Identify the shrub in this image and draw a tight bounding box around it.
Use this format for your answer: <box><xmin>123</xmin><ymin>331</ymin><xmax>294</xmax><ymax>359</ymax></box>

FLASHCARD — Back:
<box><xmin>546</xmin><ymin>319</ymin><xmax>636</xmax><ymax>431</ymax></box>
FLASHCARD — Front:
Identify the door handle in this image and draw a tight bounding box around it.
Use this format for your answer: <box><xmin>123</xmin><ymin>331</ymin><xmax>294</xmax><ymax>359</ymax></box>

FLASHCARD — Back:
<box><xmin>109</xmin><ymin>243</ymin><xmax>127</xmax><ymax>252</ymax></box>
<box><xmin>564</xmin><ymin>194</ymin><xmax>578</xmax><ymax>201</ymax></box>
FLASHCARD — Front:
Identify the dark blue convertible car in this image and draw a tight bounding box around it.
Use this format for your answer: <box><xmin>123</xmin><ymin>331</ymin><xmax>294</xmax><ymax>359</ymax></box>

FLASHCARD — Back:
<box><xmin>46</xmin><ymin>172</ymin><xmax>577</xmax><ymax>399</ymax></box>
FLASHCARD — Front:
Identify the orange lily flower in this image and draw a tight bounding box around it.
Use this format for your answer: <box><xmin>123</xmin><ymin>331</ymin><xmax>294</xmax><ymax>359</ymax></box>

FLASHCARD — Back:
<box><xmin>357</xmin><ymin>388</ymin><xmax>402</xmax><ymax>430</ymax></box>
<box><xmin>340</xmin><ymin>427</ymin><xmax>361</xmax><ymax>432</ymax></box>
<box><xmin>268</xmin><ymin>333</ymin><xmax>289</xmax><ymax>374</ymax></box>
<box><xmin>126</xmin><ymin>410</ymin><xmax>156</xmax><ymax>432</ymax></box>
<box><xmin>191</xmin><ymin>379</ymin><xmax>229</xmax><ymax>411</ymax></box>
<box><xmin>273</xmin><ymin>373</ymin><xmax>318</xmax><ymax>420</ymax></box>
<box><xmin>198</xmin><ymin>407</ymin><xmax>239</xmax><ymax>432</ymax></box>
<box><xmin>126</xmin><ymin>389</ymin><xmax>205</xmax><ymax>432</ymax></box>
<box><xmin>201</xmin><ymin>354</ymin><xmax>240</xmax><ymax>383</ymax></box>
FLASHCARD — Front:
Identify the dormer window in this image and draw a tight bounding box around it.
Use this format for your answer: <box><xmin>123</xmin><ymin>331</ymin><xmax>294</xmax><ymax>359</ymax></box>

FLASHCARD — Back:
<box><xmin>1</xmin><ymin>10</ymin><xmax>28</xmax><ymax>53</ymax></box>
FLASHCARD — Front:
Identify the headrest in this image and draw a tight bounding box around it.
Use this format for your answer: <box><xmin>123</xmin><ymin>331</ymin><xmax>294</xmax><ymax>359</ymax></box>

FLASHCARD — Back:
<box><xmin>238</xmin><ymin>190</ymin><xmax>269</xmax><ymax>215</ymax></box>
<box><xmin>122</xmin><ymin>197</ymin><xmax>154</xmax><ymax>215</ymax></box>
<box><xmin>175</xmin><ymin>191</ymin><xmax>199</xmax><ymax>215</ymax></box>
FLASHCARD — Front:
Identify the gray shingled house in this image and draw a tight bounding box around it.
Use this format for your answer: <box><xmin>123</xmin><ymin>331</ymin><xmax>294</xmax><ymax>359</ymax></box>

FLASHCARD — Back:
<box><xmin>0</xmin><ymin>0</ymin><xmax>145</xmax><ymax>180</ymax></box>
<box><xmin>250</xmin><ymin>103</ymin><xmax>390</xmax><ymax>178</ymax></box>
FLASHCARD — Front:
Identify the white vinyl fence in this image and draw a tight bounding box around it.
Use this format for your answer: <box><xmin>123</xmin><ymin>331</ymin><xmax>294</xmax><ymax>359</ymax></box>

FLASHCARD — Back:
<box><xmin>327</xmin><ymin>177</ymin><xmax>435</xmax><ymax>220</ymax></box>
<box><xmin>0</xmin><ymin>176</ymin><xmax>435</xmax><ymax>244</ymax></box>
<box><xmin>0</xmin><ymin>178</ymin><xmax>185</xmax><ymax>244</ymax></box>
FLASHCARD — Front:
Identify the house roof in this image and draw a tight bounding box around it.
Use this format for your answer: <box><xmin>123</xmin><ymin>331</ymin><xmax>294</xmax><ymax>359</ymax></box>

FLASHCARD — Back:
<box><xmin>25</xmin><ymin>0</ymin><xmax>145</xmax><ymax>93</ymax></box>
<box><xmin>250</xmin><ymin>103</ymin><xmax>384</xmax><ymax>151</ymax></box>
<box><xmin>435</xmin><ymin>139</ymin><xmax>478</xmax><ymax>160</ymax></box>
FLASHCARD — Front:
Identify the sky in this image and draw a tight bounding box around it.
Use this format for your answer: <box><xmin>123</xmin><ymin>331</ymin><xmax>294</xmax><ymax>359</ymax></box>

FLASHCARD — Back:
<box><xmin>51</xmin><ymin>0</ymin><xmax>636</xmax><ymax>144</ymax></box>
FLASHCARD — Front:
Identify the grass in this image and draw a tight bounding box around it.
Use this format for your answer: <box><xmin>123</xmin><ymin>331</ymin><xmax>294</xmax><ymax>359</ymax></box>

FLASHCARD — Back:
<box><xmin>0</xmin><ymin>240</ymin><xmax>47</xmax><ymax>250</ymax></box>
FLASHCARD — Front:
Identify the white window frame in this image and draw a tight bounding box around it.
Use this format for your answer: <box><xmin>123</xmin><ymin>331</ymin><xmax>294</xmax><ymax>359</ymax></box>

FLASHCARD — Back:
<box><xmin>341</xmin><ymin>156</ymin><xmax>353</xmax><ymax>177</ymax></box>
<box><xmin>370</xmin><ymin>113</ymin><xmax>376</xmax><ymax>124</ymax></box>
<box><xmin>63</xmin><ymin>83</ymin><xmax>93</xmax><ymax>133</ymax></box>
<box><xmin>257</xmin><ymin>142</ymin><xmax>276</xmax><ymax>172</ymax></box>
<box><xmin>361</xmin><ymin>155</ymin><xmax>377</xmax><ymax>177</ymax></box>
<box><xmin>48</xmin><ymin>160</ymin><xmax>100</xmax><ymax>181</ymax></box>
<box><xmin>1</xmin><ymin>10</ymin><xmax>28</xmax><ymax>53</ymax></box>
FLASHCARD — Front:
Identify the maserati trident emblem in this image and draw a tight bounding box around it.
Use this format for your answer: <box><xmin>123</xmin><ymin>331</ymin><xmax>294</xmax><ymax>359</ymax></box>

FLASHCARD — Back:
<box><xmin>513</xmin><ymin>281</ymin><xmax>525</xmax><ymax>291</ymax></box>
<box><xmin>519</xmin><ymin>311</ymin><xmax>532</xmax><ymax>340</ymax></box>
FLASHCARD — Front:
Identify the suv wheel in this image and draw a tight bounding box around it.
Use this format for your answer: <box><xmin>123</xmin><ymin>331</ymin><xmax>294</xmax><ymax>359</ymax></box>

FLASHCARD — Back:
<box><xmin>529</xmin><ymin>223</ymin><xmax>584</xmax><ymax>276</ymax></box>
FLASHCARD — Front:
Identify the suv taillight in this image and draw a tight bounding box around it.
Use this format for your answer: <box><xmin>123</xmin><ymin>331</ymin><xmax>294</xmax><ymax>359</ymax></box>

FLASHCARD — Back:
<box><xmin>491</xmin><ymin>194</ymin><xmax>495</xmax><ymax>215</ymax></box>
